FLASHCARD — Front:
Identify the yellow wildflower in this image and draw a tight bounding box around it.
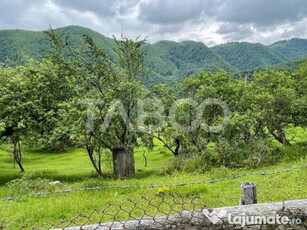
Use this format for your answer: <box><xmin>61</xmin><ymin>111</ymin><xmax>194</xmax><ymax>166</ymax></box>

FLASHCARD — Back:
<box><xmin>156</xmin><ymin>187</ymin><xmax>170</xmax><ymax>195</ymax></box>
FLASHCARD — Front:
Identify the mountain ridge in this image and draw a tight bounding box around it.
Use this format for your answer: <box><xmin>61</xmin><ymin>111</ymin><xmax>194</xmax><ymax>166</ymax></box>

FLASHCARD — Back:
<box><xmin>1</xmin><ymin>25</ymin><xmax>307</xmax><ymax>87</ymax></box>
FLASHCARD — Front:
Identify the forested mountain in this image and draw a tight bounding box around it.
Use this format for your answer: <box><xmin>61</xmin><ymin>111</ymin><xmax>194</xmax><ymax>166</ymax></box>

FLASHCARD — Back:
<box><xmin>0</xmin><ymin>29</ymin><xmax>46</xmax><ymax>65</ymax></box>
<box><xmin>234</xmin><ymin>57</ymin><xmax>307</xmax><ymax>80</ymax></box>
<box><xmin>145</xmin><ymin>40</ymin><xmax>237</xmax><ymax>82</ymax></box>
<box><xmin>212</xmin><ymin>39</ymin><xmax>307</xmax><ymax>71</ymax></box>
<box><xmin>212</xmin><ymin>42</ymin><xmax>287</xmax><ymax>70</ymax></box>
<box><xmin>269</xmin><ymin>38</ymin><xmax>307</xmax><ymax>61</ymax></box>
<box><xmin>0</xmin><ymin>26</ymin><xmax>116</xmax><ymax>65</ymax></box>
<box><xmin>0</xmin><ymin>25</ymin><xmax>307</xmax><ymax>86</ymax></box>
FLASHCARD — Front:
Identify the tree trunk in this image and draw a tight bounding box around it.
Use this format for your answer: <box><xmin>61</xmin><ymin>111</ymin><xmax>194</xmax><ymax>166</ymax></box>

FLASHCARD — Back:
<box><xmin>270</xmin><ymin>128</ymin><xmax>291</xmax><ymax>146</ymax></box>
<box><xmin>144</xmin><ymin>133</ymin><xmax>179</xmax><ymax>157</ymax></box>
<box><xmin>112</xmin><ymin>147</ymin><xmax>135</xmax><ymax>179</ymax></box>
<box><xmin>143</xmin><ymin>149</ymin><xmax>147</xmax><ymax>167</ymax></box>
<box><xmin>174</xmin><ymin>138</ymin><xmax>180</xmax><ymax>157</ymax></box>
<box><xmin>12</xmin><ymin>138</ymin><xmax>24</xmax><ymax>172</ymax></box>
<box><xmin>86</xmin><ymin>146</ymin><xmax>103</xmax><ymax>178</ymax></box>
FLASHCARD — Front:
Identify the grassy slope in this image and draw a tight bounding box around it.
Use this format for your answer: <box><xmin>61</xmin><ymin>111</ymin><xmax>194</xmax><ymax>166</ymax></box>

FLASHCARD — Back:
<box><xmin>0</xmin><ymin>128</ymin><xmax>306</xmax><ymax>228</ymax></box>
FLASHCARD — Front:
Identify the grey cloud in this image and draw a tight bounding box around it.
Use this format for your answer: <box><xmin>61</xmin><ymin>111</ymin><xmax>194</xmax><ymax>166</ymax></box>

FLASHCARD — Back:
<box><xmin>223</xmin><ymin>30</ymin><xmax>254</xmax><ymax>41</ymax></box>
<box><xmin>210</xmin><ymin>0</ymin><xmax>307</xmax><ymax>43</ymax></box>
<box><xmin>156</xmin><ymin>24</ymin><xmax>183</xmax><ymax>34</ymax></box>
<box><xmin>214</xmin><ymin>0</ymin><xmax>307</xmax><ymax>26</ymax></box>
<box><xmin>217</xmin><ymin>23</ymin><xmax>244</xmax><ymax>35</ymax></box>
<box><xmin>52</xmin><ymin>0</ymin><xmax>117</xmax><ymax>17</ymax></box>
<box><xmin>216</xmin><ymin>23</ymin><xmax>254</xmax><ymax>39</ymax></box>
<box><xmin>206</xmin><ymin>41</ymin><xmax>217</xmax><ymax>47</ymax></box>
<box><xmin>139</xmin><ymin>0</ymin><xmax>209</xmax><ymax>24</ymax></box>
<box><xmin>264</xmin><ymin>18</ymin><xmax>307</xmax><ymax>44</ymax></box>
<box><xmin>0</xmin><ymin>0</ymin><xmax>44</xmax><ymax>28</ymax></box>
<box><xmin>0</xmin><ymin>0</ymin><xmax>306</xmax><ymax>45</ymax></box>
<box><xmin>117</xmin><ymin>0</ymin><xmax>139</xmax><ymax>15</ymax></box>
<box><xmin>138</xmin><ymin>0</ymin><xmax>307</xmax><ymax>27</ymax></box>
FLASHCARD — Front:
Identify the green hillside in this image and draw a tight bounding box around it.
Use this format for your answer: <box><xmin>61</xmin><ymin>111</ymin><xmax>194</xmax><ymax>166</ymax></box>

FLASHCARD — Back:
<box><xmin>146</xmin><ymin>40</ymin><xmax>237</xmax><ymax>82</ymax></box>
<box><xmin>212</xmin><ymin>39</ymin><xmax>307</xmax><ymax>71</ymax></box>
<box><xmin>0</xmin><ymin>29</ymin><xmax>46</xmax><ymax>65</ymax></box>
<box><xmin>0</xmin><ymin>26</ymin><xmax>118</xmax><ymax>64</ymax></box>
<box><xmin>233</xmin><ymin>57</ymin><xmax>307</xmax><ymax>81</ymax></box>
<box><xmin>269</xmin><ymin>38</ymin><xmax>307</xmax><ymax>61</ymax></box>
<box><xmin>212</xmin><ymin>42</ymin><xmax>289</xmax><ymax>70</ymax></box>
<box><xmin>270</xmin><ymin>57</ymin><xmax>307</xmax><ymax>72</ymax></box>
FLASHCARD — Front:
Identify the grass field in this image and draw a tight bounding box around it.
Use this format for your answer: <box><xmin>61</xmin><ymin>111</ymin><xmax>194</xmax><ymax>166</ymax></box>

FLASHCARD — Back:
<box><xmin>0</xmin><ymin>128</ymin><xmax>306</xmax><ymax>229</ymax></box>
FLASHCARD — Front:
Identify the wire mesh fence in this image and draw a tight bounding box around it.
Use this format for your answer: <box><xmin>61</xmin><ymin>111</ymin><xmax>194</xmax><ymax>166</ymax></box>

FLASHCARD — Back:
<box><xmin>18</xmin><ymin>193</ymin><xmax>306</xmax><ymax>230</ymax></box>
<box><xmin>20</xmin><ymin>193</ymin><xmax>207</xmax><ymax>229</ymax></box>
<box><xmin>1</xmin><ymin>164</ymin><xmax>306</xmax><ymax>203</ymax></box>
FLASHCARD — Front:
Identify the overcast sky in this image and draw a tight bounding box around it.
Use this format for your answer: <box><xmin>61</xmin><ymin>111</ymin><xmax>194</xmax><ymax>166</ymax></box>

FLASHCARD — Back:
<box><xmin>0</xmin><ymin>0</ymin><xmax>306</xmax><ymax>46</ymax></box>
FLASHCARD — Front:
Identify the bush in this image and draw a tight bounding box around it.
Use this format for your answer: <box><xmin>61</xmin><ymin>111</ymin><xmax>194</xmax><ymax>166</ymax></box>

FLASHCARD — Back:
<box><xmin>6</xmin><ymin>176</ymin><xmax>51</xmax><ymax>195</ymax></box>
<box><xmin>158</xmin><ymin>140</ymin><xmax>307</xmax><ymax>175</ymax></box>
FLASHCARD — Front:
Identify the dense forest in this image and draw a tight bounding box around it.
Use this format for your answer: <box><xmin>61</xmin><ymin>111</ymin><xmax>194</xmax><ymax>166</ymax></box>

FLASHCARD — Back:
<box><xmin>212</xmin><ymin>42</ymin><xmax>287</xmax><ymax>70</ymax></box>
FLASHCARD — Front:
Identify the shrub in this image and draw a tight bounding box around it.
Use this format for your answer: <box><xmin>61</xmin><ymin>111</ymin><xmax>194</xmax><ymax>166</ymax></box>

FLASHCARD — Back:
<box><xmin>158</xmin><ymin>139</ymin><xmax>307</xmax><ymax>175</ymax></box>
<box><xmin>6</xmin><ymin>176</ymin><xmax>51</xmax><ymax>195</ymax></box>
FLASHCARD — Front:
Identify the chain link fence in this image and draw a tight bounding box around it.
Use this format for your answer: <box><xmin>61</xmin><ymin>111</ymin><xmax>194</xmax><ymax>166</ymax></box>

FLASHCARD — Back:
<box><xmin>18</xmin><ymin>193</ymin><xmax>306</xmax><ymax>230</ymax></box>
<box><xmin>1</xmin><ymin>164</ymin><xmax>306</xmax><ymax>203</ymax></box>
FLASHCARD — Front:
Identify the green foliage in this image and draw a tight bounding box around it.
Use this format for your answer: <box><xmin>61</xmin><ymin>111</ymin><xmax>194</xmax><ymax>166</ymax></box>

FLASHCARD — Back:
<box><xmin>292</xmin><ymin>63</ymin><xmax>307</xmax><ymax>127</ymax></box>
<box><xmin>233</xmin><ymin>57</ymin><xmax>307</xmax><ymax>81</ymax></box>
<box><xmin>0</xmin><ymin>29</ymin><xmax>47</xmax><ymax>66</ymax></box>
<box><xmin>269</xmin><ymin>38</ymin><xmax>307</xmax><ymax>61</ymax></box>
<box><xmin>44</xmin><ymin>31</ymin><xmax>154</xmax><ymax>178</ymax></box>
<box><xmin>151</xmin><ymin>62</ymin><xmax>306</xmax><ymax>165</ymax></box>
<box><xmin>0</xmin><ymin>26</ymin><xmax>115</xmax><ymax>66</ymax></box>
<box><xmin>212</xmin><ymin>42</ymin><xmax>288</xmax><ymax>70</ymax></box>
<box><xmin>146</xmin><ymin>40</ymin><xmax>237</xmax><ymax>83</ymax></box>
<box><xmin>161</xmin><ymin>138</ymin><xmax>307</xmax><ymax>173</ymax></box>
<box><xmin>1</xmin><ymin>27</ymin><xmax>306</xmax><ymax>175</ymax></box>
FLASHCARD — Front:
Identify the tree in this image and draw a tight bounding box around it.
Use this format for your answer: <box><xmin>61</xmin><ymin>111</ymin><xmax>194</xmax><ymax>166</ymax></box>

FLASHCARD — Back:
<box><xmin>0</xmin><ymin>65</ymin><xmax>34</xmax><ymax>172</ymax></box>
<box><xmin>53</xmin><ymin>33</ymin><xmax>150</xmax><ymax>178</ymax></box>
<box><xmin>78</xmin><ymin>35</ymin><xmax>149</xmax><ymax>178</ymax></box>
<box><xmin>149</xmin><ymin>71</ymin><xmax>233</xmax><ymax>157</ymax></box>
<box><xmin>253</xmin><ymin>70</ymin><xmax>296</xmax><ymax>146</ymax></box>
<box><xmin>178</xmin><ymin>70</ymin><xmax>233</xmax><ymax>155</ymax></box>
<box><xmin>292</xmin><ymin>64</ymin><xmax>307</xmax><ymax>128</ymax></box>
<box><xmin>148</xmin><ymin>84</ymin><xmax>180</xmax><ymax>157</ymax></box>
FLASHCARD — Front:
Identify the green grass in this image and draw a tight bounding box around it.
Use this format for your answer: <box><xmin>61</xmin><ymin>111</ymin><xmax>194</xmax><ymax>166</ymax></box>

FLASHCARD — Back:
<box><xmin>0</xmin><ymin>134</ymin><xmax>306</xmax><ymax>229</ymax></box>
